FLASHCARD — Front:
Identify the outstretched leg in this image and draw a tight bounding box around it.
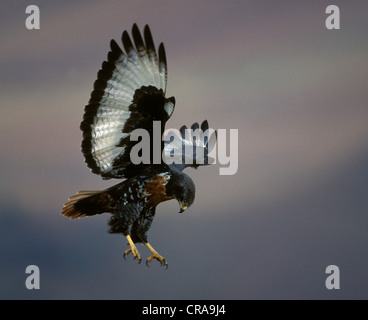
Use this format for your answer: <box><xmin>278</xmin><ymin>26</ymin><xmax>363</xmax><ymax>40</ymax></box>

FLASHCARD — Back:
<box><xmin>129</xmin><ymin>207</ymin><xmax>167</xmax><ymax>266</ymax></box>
<box><xmin>124</xmin><ymin>235</ymin><xmax>141</xmax><ymax>262</ymax></box>
<box><xmin>144</xmin><ymin>242</ymin><xmax>167</xmax><ymax>267</ymax></box>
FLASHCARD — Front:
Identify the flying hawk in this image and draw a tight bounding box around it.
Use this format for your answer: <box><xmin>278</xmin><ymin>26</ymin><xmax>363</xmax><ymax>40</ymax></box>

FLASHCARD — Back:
<box><xmin>61</xmin><ymin>24</ymin><xmax>216</xmax><ymax>267</ymax></box>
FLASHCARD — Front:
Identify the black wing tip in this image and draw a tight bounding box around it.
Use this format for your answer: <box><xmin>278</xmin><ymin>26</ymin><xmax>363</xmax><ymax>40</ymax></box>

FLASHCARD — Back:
<box><xmin>132</xmin><ymin>22</ymin><xmax>148</xmax><ymax>31</ymax></box>
<box><xmin>158</xmin><ymin>42</ymin><xmax>167</xmax><ymax>76</ymax></box>
<box><xmin>122</xmin><ymin>30</ymin><xmax>129</xmax><ymax>41</ymax></box>
<box><xmin>158</xmin><ymin>43</ymin><xmax>166</xmax><ymax>62</ymax></box>
<box><xmin>179</xmin><ymin>125</ymin><xmax>187</xmax><ymax>138</ymax></box>
<box><xmin>181</xmin><ymin>120</ymin><xmax>209</xmax><ymax>132</ymax></box>
<box><xmin>191</xmin><ymin>122</ymin><xmax>199</xmax><ymax>131</ymax></box>
<box><xmin>125</xmin><ymin>24</ymin><xmax>155</xmax><ymax>55</ymax></box>
<box><xmin>132</xmin><ymin>23</ymin><xmax>142</xmax><ymax>39</ymax></box>
<box><xmin>143</xmin><ymin>24</ymin><xmax>151</xmax><ymax>32</ymax></box>
<box><xmin>122</xmin><ymin>30</ymin><xmax>130</xmax><ymax>43</ymax></box>
<box><xmin>144</xmin><ymin>25</ymin><xmax>154</xmax><ymax>43</ymax></box>
<box><xmin>168</xmin><ymin>96</ymin><xmax>176</xmax><ymax>105</ymax></box>
<box><xmin>110</xmin><ymin>39</ymin><xmax>122</xmax><ymax>54</ymax></box>
<box><xmin>122</xmin><ymin>30</ymin><xmax>134</xmax><ymax>52</ymax></box>
<box><xmin>201</xmin><ymin>120</ymin><xmax>209</xmax><ymax>131</ymax></box>
<box><xmin>178</xmin><ymin>119</ymin><xmax>216</xmax><ymax>142</ymax></box>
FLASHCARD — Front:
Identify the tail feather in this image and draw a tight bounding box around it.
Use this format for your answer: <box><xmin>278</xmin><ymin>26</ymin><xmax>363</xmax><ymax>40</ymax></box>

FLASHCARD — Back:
<box><xmin>61</xmin><ymin>190</ymin><xmax>111</xmax><ymax>219</ymax></box>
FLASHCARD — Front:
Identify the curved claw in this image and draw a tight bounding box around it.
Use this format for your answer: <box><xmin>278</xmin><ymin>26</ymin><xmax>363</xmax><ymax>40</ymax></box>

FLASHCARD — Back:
<box><xmin>143</xmin><ymin>242</ymin><xmax>168</xmax><ymax>268</ymax></box>
<box><xmin>123</xmin><ymin>248</ymin><xmax>131</xmax><ymax>260</ymax></box>
<box><xmin>145</xmin><ymin>259</ymin><xmax>168</xmax><ymax>268</ymax></box>
<box><xmin>123</xmin><ymin>245</ymin><xmax>141</xmax><ymax>263</ymax></box>
<box><xmin>132</xmin><ymin>255</ymin><xmax>142</xmax><ymax>264</ymax></box>
<box><xmin>146</xmin><ymin>259</ymin><xmax>168</xmax><ymax>269</ymax></box>
<box><xmin>162</xmin><ymin>260</ymin><xmax>168</xmax><ymax>270</ymax></box>
<box><xmin>146</xmin><ymin>255</ymin><xmax>168</xmax><ymax>269</ymax></box>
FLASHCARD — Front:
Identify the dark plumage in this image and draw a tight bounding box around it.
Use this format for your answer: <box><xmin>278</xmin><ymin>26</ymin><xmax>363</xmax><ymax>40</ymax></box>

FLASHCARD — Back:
<box><xmin>61</xmin><ymin>24</ymin><xmax>216</xmax><ymax>266</ymax></box>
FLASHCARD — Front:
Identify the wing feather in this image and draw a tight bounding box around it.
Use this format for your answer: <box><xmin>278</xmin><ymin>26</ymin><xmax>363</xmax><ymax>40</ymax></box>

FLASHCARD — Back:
<box><xmin>81</xmin><ymin>24</ymin><xmax>175</xmax><ymax>179</ymax></box>
<box><xmin>163</xmin><ymin>120</ymin><xmax>217</xmax><ymax>171</ymax></box>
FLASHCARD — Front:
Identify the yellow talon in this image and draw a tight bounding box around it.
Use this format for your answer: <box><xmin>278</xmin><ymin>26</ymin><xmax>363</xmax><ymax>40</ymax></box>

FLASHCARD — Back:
<box><xmin>144</xmin><ymin>242</ymin><xmax>168</xmax><ymax>267</ymax></box>
<box><xmin>124</xmin><ymin>235</ymin><xmax>141</xmax><ymax>262</ymax></box>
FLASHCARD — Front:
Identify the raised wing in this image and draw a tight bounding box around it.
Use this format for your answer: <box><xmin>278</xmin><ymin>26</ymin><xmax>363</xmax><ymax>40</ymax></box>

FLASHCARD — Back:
<box><xmin>81</xmin><ymin>24</ymin><xmax>175</xmax><ymax>179</ymax></box>
<box><xmin>163</xmin><ymin>120</ymin><xmax>217</xmax><ymax>171</ymax></box>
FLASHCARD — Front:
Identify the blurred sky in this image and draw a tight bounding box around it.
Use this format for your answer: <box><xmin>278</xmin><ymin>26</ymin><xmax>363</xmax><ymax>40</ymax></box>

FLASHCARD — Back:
<box><xmin>1</xmin><ymin>0</ymin><xmax>368</xmax><ymax>299</ymax></box>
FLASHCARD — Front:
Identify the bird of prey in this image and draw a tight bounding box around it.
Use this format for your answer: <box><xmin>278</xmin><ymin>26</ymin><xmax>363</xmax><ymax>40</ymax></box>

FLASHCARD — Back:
<box><xmin>61</xmin><ymin>24</ymin><xmax>216</xmax><ymax>267</ymax></box>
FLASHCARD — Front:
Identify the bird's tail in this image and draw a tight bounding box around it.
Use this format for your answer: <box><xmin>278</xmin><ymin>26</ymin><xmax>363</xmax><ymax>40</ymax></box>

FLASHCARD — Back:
<box><xmin>61</xmin><ymin>190</ymin><xmax>112</xmax><ymax>219</ymax></box>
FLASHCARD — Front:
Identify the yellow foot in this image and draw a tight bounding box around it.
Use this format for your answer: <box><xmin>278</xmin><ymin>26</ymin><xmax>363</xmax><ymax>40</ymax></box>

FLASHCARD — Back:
<box><xmin>144</xmin><ymin>242</ymin><xmax>168</xmax><ymax>268</ymax></box>
<box><xmin>123</xmin><ymin>235</ymin><xmax>141</xmax><ymax>263</ymax></box>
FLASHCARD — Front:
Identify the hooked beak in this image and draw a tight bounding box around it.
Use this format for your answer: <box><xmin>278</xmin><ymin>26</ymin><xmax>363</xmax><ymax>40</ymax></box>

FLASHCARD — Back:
<box><xmin>178</xmin><ymin>200</ymin><xmax>188</xmax><ymax>213</ymax></box>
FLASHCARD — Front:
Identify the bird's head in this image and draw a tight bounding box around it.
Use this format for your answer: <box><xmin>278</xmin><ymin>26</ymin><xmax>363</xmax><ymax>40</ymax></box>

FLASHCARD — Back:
<box><xmin>166</xmin><ymin>172</ymin><xmax>195</xmax><ymax>213</ymax></box>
